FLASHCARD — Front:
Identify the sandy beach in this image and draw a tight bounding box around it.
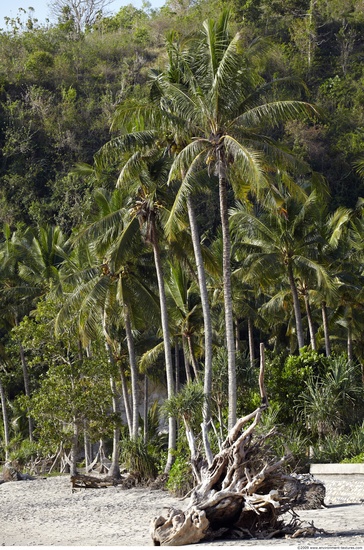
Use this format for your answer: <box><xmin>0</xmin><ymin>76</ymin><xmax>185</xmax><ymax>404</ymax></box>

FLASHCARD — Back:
<box><xmin>1</xmin><ymin>474</ymin><xmax>364</xmax><ymax>547</ymax></box>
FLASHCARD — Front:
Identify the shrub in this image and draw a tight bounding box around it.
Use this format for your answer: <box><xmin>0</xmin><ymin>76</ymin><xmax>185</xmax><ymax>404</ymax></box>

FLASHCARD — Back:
<box><xmin>120</xmin><ymin>437</ymin><xmax>158</xmax><ymax>480</ymax></box>
<box><xmin>166</xmin><ymin>453</ymin><xmax>194</xmax><ymax>497</ymax></box>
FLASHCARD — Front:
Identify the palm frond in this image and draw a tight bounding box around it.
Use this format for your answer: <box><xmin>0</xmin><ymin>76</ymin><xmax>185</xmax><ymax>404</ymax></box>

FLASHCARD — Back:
<box><xmin>327</xmin><ymin>207</ymin><xmax>353</xmax><ymax>248</ymax></box>
<box><xmin>111</xmin><ymin>216</ymin><xmax>141</xmax><ymax>274</ymax></box>
<box><xmin>235</xmin><ymin>101</ymin><xmax>319</xmax><ymax>128</ymax></box>
<box><xmin>139</xmin><ymin>341</ymin><xmax>165</xmax><ymax>374</ymax></box>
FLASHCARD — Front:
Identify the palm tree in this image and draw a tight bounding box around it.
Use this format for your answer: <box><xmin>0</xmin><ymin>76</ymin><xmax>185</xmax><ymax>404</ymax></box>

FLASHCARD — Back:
<box><xmin>58</xmin><ymin>188</ymin><xmax>159</xmax><ymax>443</ymax></box>
<box><xmin>166</xmin><ymin>260</ymin><xmax>203</xmax><ymax>382</ymax></box>
<box><xmin>231</xmin><ymin>193</ymin><xmax>332</xmax><ymax>353</ymax></box>
<box><xmin>111</xmin><ymin>34</ymin><xmax>216</xmax><ymax>455</ymax></box>
<box><xmin>118</xmin><ymin>154</ymin><xmax>177</xmax><ymax>472</ymax></box>
<box><xmin>162</xmin><ymin>12</ymin><xmax>318</xmax><ymax>427</ymax></box>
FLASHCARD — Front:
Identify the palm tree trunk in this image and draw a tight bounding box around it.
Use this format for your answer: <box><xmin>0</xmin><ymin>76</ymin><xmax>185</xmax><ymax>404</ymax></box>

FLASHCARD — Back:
<box><xmin>321</xmin><ymin>301</ymin><xmax>331</xmax><ymax>356</ymax></box>
<box><xmin>119</xmin><ymin>366</ymin><xmax>133</xmax><ymax>437</ymax></box>
<box><xmin>0</xmin><ymin>376</ymin><xmax>10</xmax><ymax>461</ymax></box>
<box><xmin>186</xmin><ymin>195</ymin><xmax>213</xmax><ymax>441</ymax></box>
<box><xmin>175</xmin><ymin>337</ymin><xmax>180</xmax><ymax>393</ymax></box>
<box><xmin>123</xmin><ymin>304</ymin><xmax>139</xmax><ymax>440</ymax></box>
<box><xmin>151</xmin><ymin>226</ymin><xmax>176</xmax><ymax>473</ymax></box>
<box><xmin>218</xmin><ymin>149</ymin><xmax>236</xmax><ymax>430</ymax></box>
<box><xmin>347</xmin><ymin>321</ymin><xmax>353</xmax><ymax>363</ymax></box>
<box><xmin>304</xmin><ymin>293</ymin><xmax>316</xmax><ymax>351</ymax></box>
<box><xmin>182</xmin><ymin>335</ymin><xmax>192</xmax><ymax>383</ymax></box>
<box><xmin>187</xmin><ymin>335</ymin><xmax>200</xmax><ymax>381</ymax></box>
<box><xmin>143</xmin><ymin>374</ymin><xmax>149</xmax><ymax>445</ymax></box>
<box><xmin>109</xmin><ymin>376</ymin><xmax>121</xmax><ymax>479</ymax></box>
<box><xmin>248</xmin><ymin>317</ymin><xmax>255</xmax><ymax>369</ymax></box>
<box><xmin>287</xmin><ymin>264</ymin><xmax>305</xmax><ymax>352</ymax></box>
<box><xmin>102</xmin><ymin>316</ymin><xmax>133</xmax><ymax>437</ymax></box>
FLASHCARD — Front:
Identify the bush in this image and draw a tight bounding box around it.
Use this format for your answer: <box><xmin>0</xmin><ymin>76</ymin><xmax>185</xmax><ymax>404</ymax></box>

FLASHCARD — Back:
<box><xmin>310</xmin><ymin>434</ymin><xmax>348</xmax><ymax>463</ymax></box>
<box><xmin>341</xmin><ymin>453</ymin><xmax>364</xmax><ymax>463</ymax></box>
<box><xmin>120</xmin><ymin>437</ymin><xmax>158</xmax><ymax>481</ymax></box>
<box><xmin>166</xmin><ymin>453</ymin><xmax>194</xmax><ymax>497</ymax></box>
<box><xmin>265</xmin><ymin>349</ymin><xmax>330</xmax><ymax>426</ymax></box>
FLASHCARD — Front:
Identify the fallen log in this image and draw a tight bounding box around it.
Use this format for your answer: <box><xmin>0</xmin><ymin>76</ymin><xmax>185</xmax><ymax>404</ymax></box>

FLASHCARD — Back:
<box><xmin>70</xmin><ymin>472</ymin><xmax>140</xmax><ymax>492</ymax></box>
<box><xmin>2</xmin><ymin>462</ymin><xmax>36</xmax><ymax>482</ymax></box>
<box><xmin>150</xmin><ymin>345</ymin><xmax>325</xmax><ymax>546</ymax></box>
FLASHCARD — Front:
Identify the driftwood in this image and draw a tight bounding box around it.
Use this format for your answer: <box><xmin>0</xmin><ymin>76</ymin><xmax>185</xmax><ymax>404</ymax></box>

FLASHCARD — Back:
<box><xmin>151</xmin><ymin>346</ymin><xmax>325</xmax><ymax>546</ymax></box>
<box><xmin>2</xmin><ymin>462</ymin><xmax>37</xmax><ymax>482</ymax></box>
<box><xmin>70</xmin><ymin>472</ymin><xmax>140</xmax><ymax>492</ymax></box>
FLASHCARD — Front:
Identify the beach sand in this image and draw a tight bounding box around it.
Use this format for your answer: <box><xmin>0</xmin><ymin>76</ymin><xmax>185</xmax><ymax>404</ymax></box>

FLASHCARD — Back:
<box><xmin>1</xmin><ymin>474</ymin><xmax>364</xmax><ymax>547</ymax></box>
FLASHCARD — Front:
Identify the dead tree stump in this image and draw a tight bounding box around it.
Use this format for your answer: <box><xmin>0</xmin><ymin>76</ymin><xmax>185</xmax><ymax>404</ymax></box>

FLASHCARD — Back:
<box><xmin>151</xmin><ymin>349</ymin><xmax>325</xmax><ymax>545</ymax></box>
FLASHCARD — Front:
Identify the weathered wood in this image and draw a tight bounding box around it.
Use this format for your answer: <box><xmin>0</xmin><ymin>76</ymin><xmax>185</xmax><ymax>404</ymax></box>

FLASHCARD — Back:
<box><xmin>2</xmin><ymin>462</ymin><xmax>36</xmax><ymax>482</ymax></box>
<box><xmin>150</xmin><ymin>348</ymin><xmax>325</xmax><ymax>545</ymax></box>
<box><xmin>70</xmin><ymin>472</ymin><xmax>140</xmax><ymax>492</ymax></box>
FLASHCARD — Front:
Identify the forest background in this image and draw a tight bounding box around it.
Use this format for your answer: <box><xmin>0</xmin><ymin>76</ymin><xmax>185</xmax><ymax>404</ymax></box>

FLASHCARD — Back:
<box><xmin>1</xmin><ymin>0</ymin><xmax>364</xmax><ymax>492</ymax></box>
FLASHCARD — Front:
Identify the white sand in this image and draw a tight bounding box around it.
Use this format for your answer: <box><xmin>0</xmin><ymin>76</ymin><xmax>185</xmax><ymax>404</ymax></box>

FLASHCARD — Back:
<box><xmin>1</xmin><ymin>475</ymin><xmax>364</xmax><ymax>547</ymax></box>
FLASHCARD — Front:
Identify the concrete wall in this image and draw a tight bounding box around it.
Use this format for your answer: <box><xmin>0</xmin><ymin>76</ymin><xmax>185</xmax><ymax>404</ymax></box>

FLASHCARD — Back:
<box><xmin>309</xmin><ymin>464</ymin><xmax>364</xmax><ymax>504</ymax></box>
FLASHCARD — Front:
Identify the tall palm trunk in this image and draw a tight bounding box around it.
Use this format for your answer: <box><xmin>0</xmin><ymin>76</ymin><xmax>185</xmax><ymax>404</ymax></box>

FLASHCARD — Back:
<box><xmin>119</xmin><ymin>365</ymin><xmax>133</xmax><ymax>436</ymax></box>
<box><xmin>321</xmin><ymin>301</ymin><xmax>331</xmax><ymax>357</ymax></box>
<box><xmin>248</xmin><ymin>317</ymin><xmax>255</xmax><ymax>369</ymax></box>
<box><xmin>102</xmin><ymin>313</ymin><xmax>133</xmax><ymax>438</ymax></box>
<box><xmin>304</xmin><ymin>293</ymin><xmax>316</xmax><ymax>351</ymax></box>
<box><xmin>347</xmin><ymin>321</ymin><xmax>353</xmax><ymax>363</ymax></box>
<box><xmin>186</xmin><ymin>334</ymin><xmax>200</xmax><ymax>381</ymax></box>
<box><xmin>182</xmin><ymin>335</ymin><xmax>192</xmax><ymax>383</ymax></box>
<box><xmin>218</xmin><ymin>149</ymin><xmax>236</xmax><ymax>430</ymax></box>
<box><xmin>186</xmin><ymin>195</ymin><xmax>213</xmax><ymax>453</ymax></box>
<box><xmin>108</xmin><ymin>376</ymin><xmax>121</xmax><ymax>479</ymax></box>
<box><xmin>174</xmin><ymin>337</ymin><xmax>180</xmax><ymax>393</ymax></box>
<box><xmin>123</xmin><ymin>304</ymin><xmax>139</xmax><ymax>440</ymax></box>
<box><xmin>150</xmin><ymin>222</ymin><xmax>176</xmax><ymax>473</ymax></box>
<box><xmin>143</xmin><ymin>374</ymin><xmax>149</xmax><ymax>445</ymax></box>
<box><xmin>287</xmin><ymin>263</ymin><xmax>305</xmax><ymax>352</ymax></box>
<box><xmin>0</xmin><ymin>376</ymin><xmax>10</xmax><ymax>461</ymax></box>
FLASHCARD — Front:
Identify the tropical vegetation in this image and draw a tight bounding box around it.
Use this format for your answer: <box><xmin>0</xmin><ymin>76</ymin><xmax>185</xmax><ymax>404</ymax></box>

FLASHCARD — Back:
<box><xmin>1</xmin><ymin>0</ymin><xmax>364</xmax><ymax>487</ymax></box>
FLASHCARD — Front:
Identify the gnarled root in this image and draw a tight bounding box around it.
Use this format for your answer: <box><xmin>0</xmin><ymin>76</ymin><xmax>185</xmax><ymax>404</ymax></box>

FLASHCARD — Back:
<box><xmin>151</xmin><ymin>507</ymin><xmax>209</xmax><ymax>546</ymax></box>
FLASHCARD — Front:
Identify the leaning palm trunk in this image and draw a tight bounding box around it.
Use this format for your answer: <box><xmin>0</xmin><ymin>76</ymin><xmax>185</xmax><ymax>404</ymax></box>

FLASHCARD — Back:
<box><xmin>218</xmin><ymin>149</ymin><xmax>236</xmax><ymax>430</ymax></box>
<box><xmin>151</xmin><ymin>224</ymin><xmax>176</xmax><ymax>473</ymax></box>
<box><xmin>287</xmin><ymin>264</ymin><xmax>305</xmax><ymax>351</ymax></box>
<box><xmin>186</xmin><ymin>195</ymin><xmax>213</xmax><ymax>464</ymax></box>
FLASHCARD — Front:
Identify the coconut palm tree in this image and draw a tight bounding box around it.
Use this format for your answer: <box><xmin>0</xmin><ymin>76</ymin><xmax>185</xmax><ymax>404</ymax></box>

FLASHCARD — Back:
<box><xmin>160</xmin><ymin>12</ymin><xmax>318</xmax><ymax>427</ymax></box>
<box><xmin>57</xmin><ymin>188</ymin><xmax>160</xmax><ymax>442</ymax></box>
<box><xmin>166</xmin><ymin>260</ymin><xmax>203</xmax><ymax>382</ymax></box>
<box><xmin>111</xmin><ymin>35</ymin><xmax>216</xmax><ymax>457</ymax></box>
<box><xmin>231</xmin><ymin>193</ymin><xmax>333</xmax><ymax>353</ymax></box>
<box><xmin>116</xmin><ymin>151</ymin><xmax>178</xmax><ymax>472</ymax></box>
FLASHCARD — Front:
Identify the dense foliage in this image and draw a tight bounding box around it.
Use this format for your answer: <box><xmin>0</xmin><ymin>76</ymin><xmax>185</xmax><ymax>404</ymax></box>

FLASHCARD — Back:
<box><xmin>1</xmin><ymin>0</ymin><xmax>364</xmax><ymax>481</ymax></box>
